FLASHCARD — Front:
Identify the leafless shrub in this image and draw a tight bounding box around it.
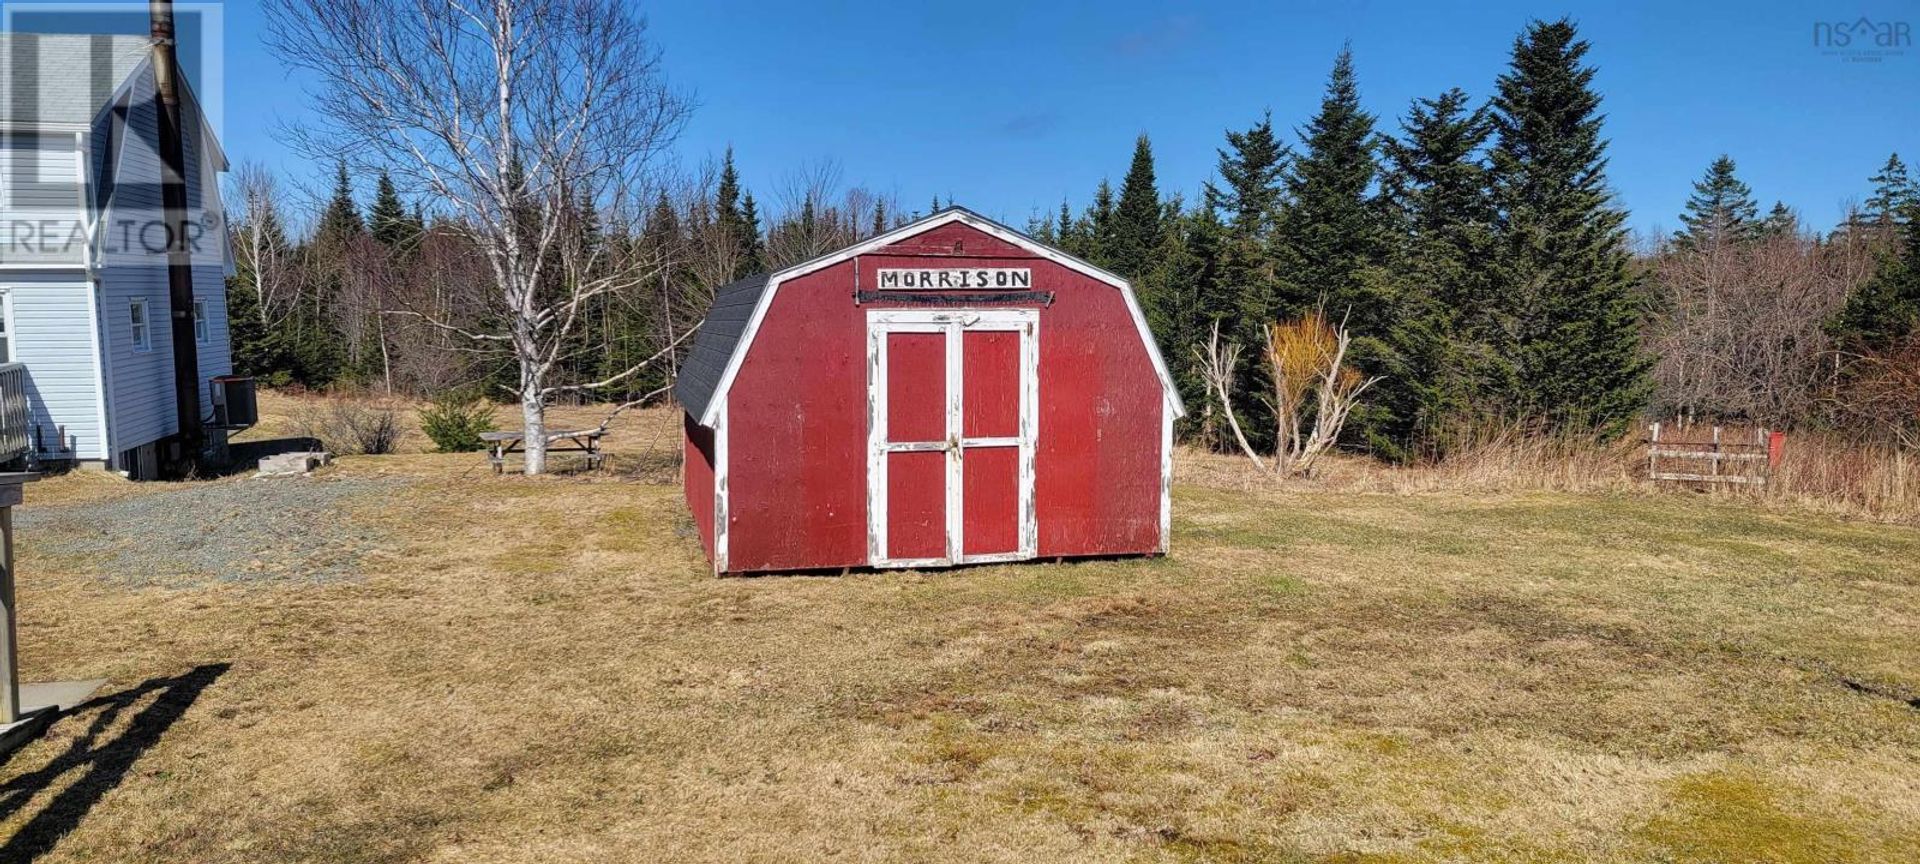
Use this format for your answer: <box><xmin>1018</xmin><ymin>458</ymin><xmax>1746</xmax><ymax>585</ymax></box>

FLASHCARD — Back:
<box><xmin>1646</xmin><ymin>227</ymin><xmax>1875</xmax><ymax>426</ymax></box>
<box><xmin>292</xmin><ymin>396</ymin><xmax>407</xmax><ymax>456</ymax></box>
<box><xmin>1264</xmin><ymin>313</ymin><xmax>1381</xmax><ymax>476</ymax></box>
<box><xmin>1194</xmin><ymin>312</ymin><xmax>1381</xmax><ymax>477</ymax></box>
<box><xmin>1838</xmin><ymin>334</ymin><xmax>1920</xmax><ymax>449</ymax></box>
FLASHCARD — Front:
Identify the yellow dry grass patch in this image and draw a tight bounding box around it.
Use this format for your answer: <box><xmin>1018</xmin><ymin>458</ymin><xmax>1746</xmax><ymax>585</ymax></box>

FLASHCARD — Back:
<box><xmin>0</xmin><ymin>398</ymin><xmax>1916</xmax><ymax>862</ymax></box>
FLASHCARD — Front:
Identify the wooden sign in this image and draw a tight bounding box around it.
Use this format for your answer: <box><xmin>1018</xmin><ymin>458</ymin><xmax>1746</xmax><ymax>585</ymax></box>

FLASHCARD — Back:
<box><xmin>874</xmin><ymin>268</ymin><xmax>1032</xmax><ymax>290</ymax></box>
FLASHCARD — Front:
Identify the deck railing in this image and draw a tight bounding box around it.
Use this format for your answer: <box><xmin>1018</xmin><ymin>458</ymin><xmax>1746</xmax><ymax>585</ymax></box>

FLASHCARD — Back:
<box><xmin>0</xmin><ymin>364</ymin><xmax>28</xmax><ymax>464</ymax></box>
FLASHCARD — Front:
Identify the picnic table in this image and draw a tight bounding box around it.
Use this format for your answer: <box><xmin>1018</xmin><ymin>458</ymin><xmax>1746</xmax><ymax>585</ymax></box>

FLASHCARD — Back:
<box><xmin>480</xmin><ymin>428</ymin><xmax>605</xmax><ymax>473</ymax></box>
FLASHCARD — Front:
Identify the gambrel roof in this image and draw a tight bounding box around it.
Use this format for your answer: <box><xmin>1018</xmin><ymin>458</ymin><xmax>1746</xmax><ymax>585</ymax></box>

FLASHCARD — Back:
<box><xmin>0</xmin><ymin>33</ymin><xmax>151</xmax><ymax>127</ymax></box>
<box><xmin>675</xmin><ymin>206</ymin><xmax>1186</xmax><ymax>426</ymax></box>
<box><xmin>674</xmin><ymin>272</ymin><xmax>771</xmax><ymax>421</ymax></box>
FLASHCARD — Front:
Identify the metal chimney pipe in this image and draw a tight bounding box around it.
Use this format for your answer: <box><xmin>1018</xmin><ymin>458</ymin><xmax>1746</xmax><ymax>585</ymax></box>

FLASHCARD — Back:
<box><xmin>150</xmin><ymin>0</ymin><xmax>204</xmax><ymax>474</ymax></box>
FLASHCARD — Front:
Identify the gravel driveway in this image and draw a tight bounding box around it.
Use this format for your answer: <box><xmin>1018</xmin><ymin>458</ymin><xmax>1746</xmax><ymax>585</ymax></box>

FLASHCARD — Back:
<box><xmin>16</xmin><ymin>476</ymin><xmax>411</xmax><ymax>586</ymax></box>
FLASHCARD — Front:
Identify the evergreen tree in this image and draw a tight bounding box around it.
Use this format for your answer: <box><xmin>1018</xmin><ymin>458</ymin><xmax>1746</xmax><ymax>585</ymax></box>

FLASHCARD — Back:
<box><xmin>871</xmin><ymin>199</ymin><xmax>888</xmax><ymax>237</ymax></box>
<box><xmin>714</xmin><ymin>147</ymin><xmax>757</xmax><ymax>278</ymax></box>
<box><xmin>1486</xmin><ymin>18</ymin><xmax>1648</xmax><ymax>431</ymax></box>
<box><xmin>226</xmin><ymin>201</ymin><xmax>302</xmax><ymax>385</ymax></box>
<box><xmin>1865</xmin><ymin>153</ymin><xmax>1918</xmax><ymax>225</ymax></box>
<box><xmin>1024</xmin><ymin>208</ymin><xmax>1055</xmax><ymax>244</ymax></box>
<box><xmin>1203</xmin><ymin>111</ymin><xmax>1287</xmax><ymax>236</ymax></box>
<box><xmin>1109</xmin><ymin>134</ymin><xmax>1164</xmax><ymax>279</ymax></box>
<box><xmin>1831</xmin><ymin>215</ymin><xmax>1920</xmax><ymax>351</ymax></box>
<box><xmin>1078</xmin><ymin>180</ymin><xmax>1117</xmax><ymax>268</ymax></box>
<box><xmin>715</xmin><ymin>147</ymin><xmax>744</xmax><ymax>226</ymax></box>
<box><xmin>1760</xmin><ymin>201</ymin><xmax>1797</xmax><ymax>238</ymax></box>
<box><xmin>739</xmin><ymin>191</ymin><xmax>765</xmax><ymax>274</ymax></box>
<box><xmin>1053</xmin><ymin>200</ymin><xmax>1079</xmax><ymax>253</ymax></box>
<box><xmin>1196</xmin><ymin>112</ymin><xmax>1288</xmax><ymax>355</ymax></box>
<box><xmin>1140</xmin><ymin>204</ymin><xmax>1224</xmax><ymax>425</ymax></box>
<box><xmin>318</xmin><ymin>160</ymin><xmax>364</xmax><ymax>241</ymax></box>
<box><xmin>1272</xmin><ymin>45</ymin><xmax>1391</xmax><ymax>331</ymax></box>
<box><xmin>297</xmin><ymin>159</ymin><xmax>360</xmax><ymax>385</ymax></box>
<box><xmin>1674</xmin><ymin>155</ymin><xmax>1759</xmax><ymax>248</ymax></box>
<box><xmin>368</xmin><ymin>170</ymin><xmax>415</xmax><ymax>249</ymax></box>
<box><xmin>1376</xmin><ymin>87</ymin><xmax>1497</xmax><ymax>456</ymax></box>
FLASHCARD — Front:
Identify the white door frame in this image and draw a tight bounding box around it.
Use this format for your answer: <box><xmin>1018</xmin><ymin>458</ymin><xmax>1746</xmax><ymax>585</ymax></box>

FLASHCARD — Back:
<box><xmin>866</xmin><ymin>308</ymin><xmax>1038</xmax><ymax>568</ymax></box>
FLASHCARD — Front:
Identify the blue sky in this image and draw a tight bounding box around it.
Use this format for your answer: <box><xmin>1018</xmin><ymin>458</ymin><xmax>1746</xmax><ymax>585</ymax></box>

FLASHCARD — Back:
<box><xmin>12</xmin><ymin>0</ymin><xmax>1917</xmax><ymax>235</ymax></box>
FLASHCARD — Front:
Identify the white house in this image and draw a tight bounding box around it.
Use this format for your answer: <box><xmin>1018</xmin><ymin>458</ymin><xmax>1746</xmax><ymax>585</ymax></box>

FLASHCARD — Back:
<box><xmin>0</xmin><ymin>33</ymin><xmax>234</xmax><ymax>477</ymax></box>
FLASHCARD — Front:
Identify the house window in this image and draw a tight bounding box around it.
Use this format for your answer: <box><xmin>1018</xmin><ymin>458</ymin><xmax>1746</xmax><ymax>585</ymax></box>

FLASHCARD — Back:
<box><xmin>192</xmin><ymin>299</ymin><xmax>208</xmax><ymax>344</ymax></box>
<box><xmin>130</xmin><ymin>298</ymin><xmax>151</xmax><ymax>352</ymax></box>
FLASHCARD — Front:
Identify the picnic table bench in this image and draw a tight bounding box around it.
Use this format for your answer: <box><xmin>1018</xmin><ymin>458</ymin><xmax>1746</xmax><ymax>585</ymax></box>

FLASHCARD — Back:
<box><xmin>480</xmin><ymin>428</ymin><xmax>605</xmax><ymax>473</ymax></box>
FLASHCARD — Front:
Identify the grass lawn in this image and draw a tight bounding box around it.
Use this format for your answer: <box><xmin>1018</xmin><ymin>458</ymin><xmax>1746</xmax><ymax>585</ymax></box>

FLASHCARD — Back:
<box><xmin>1</xmin><ymin>408</ymin><xmax>1916</xmax><ymax>862</ymax></box>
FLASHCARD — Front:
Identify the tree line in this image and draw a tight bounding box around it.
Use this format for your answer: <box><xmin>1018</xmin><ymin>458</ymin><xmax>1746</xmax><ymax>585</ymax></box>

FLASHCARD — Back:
<box><xmin>1021</xmin><ymin>19</ymin><xmax>1919</xmax><ymax>456</ymax></box>
<box><xmin>231</xmin><ymin>13</ymin><xmax>1920</xmax><ymax>466</ymax></box>
<box><xmin>226</xmin><ymin>150</ymin><xmax>914</xmax><ymax>405</ymax></box>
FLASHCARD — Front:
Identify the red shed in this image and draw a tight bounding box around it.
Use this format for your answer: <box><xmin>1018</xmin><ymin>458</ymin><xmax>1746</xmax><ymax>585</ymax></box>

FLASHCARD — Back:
<box><xmin>676</xmin><ymin>207</ymin><xmax>1184</xmax><ymax>575</ymax></box>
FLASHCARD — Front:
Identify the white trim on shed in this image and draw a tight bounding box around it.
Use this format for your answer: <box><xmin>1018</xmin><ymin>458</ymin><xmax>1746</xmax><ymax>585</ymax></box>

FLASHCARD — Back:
<box><xmin>694</xmin><ymin>207</ymin><xmax>1186</xmax><ymax>429</ymax></box>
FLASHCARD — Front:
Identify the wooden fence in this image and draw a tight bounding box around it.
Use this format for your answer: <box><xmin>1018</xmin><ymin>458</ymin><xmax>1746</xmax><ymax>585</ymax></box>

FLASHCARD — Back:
<box><xmin>1647</xmin><ymin>424</ymin><xmax>1784</xmax><ymax>486</ymax></box>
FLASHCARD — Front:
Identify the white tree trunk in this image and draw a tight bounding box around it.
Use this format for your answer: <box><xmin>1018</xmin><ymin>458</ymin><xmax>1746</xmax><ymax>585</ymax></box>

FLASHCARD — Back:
<box><xmin>520</xmin><ymin>385</ymin><xmax>546</xmax><ymax>476</ymax></box>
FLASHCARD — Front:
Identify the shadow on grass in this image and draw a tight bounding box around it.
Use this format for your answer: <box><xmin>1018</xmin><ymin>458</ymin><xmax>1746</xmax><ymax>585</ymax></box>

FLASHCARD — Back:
<box><xmin>0</xmin><ymin>663</ymin><xmax>229</xmax><ymax>862</ymax></box>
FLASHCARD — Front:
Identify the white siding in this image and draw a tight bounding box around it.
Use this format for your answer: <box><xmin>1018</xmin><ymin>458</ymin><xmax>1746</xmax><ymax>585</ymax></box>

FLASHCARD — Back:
<box><xmin>101</xmin><ymin>261</ymin><xmax>172</xmax><ymax>453</ymax></box>
<box><xmin>0</xmin><ymin>132</ymin><xmax>86</xmax><ymax>268</ymax></box>
<box><xmin>193</xmin><ymin>241</ymin><xmax>232</xmax><ymax>398</ymax></box>
<box><xmin>4</xmin><ymin>279</ymin><xmax>104</xmax><ymax>459</ymax></box>
<box><xmin>0</xmin><ymin>54</ymin><xmax>233</xmax><ymax>464</ymax></box>
<box><xmin>97</xmin><ymin>61</ymin><xmax>230</xmax><ymax>457</ymax></box>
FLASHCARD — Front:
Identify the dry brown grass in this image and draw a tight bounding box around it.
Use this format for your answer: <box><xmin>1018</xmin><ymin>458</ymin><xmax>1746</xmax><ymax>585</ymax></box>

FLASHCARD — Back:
<box><xmin>1181</xmin><ymin>421</ymin><xmax>1920</xmax><ymax>528</ymax></box>
<box><xmin>1</xmin><ymin>392</ymin><xmax>1916</xmax><ymax>862</ymax></box>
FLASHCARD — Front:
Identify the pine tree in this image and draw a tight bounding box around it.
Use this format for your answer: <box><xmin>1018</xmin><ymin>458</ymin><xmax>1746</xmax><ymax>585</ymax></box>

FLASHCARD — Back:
<box><xmin>1760</xmin><ymin>201</ymin><xmax>1797</xmax><ymax>238</ymax></box>
<box><xmin>1273</xmin><ymin>45</ymin><xmax>1390</xmax><ymax>331</ymax></box>
<box><xmin>1137</xmin><ymin>201</ymin><xmax>1217</xmax><ymax>417</ymax></box>
<box><xmin>1025</xmin><ymin>208</ymin><xmax>1055</xmax><ymax>244</ymax></box>
<box><xmin>1831</xmin><ymin>215</ymin><xmax>1920</xmax><ymax>351</ymax></box>
<box><xmin>1195</xmin><ymin>112</ymin><xmax>1288</xmax><ymax>357</ymax></box>
<box><xmin>605</xmin><ymin>191</ymin><xmax>682</xmax><ymax>398</ymax></box>
<box><xmin>1674</xmin><ymin>155</ymin><xmax>1759</xmax><ymax>248</ymax></box>
<box><xmin>739</xmin><ymin>191</ymin><xmax>765</xmax><ymax>275</ymax></box>
<box><xmin>1203</xmin><ymin>111</ymin><xmax>1287</xmax><ymax>236</ymax></box>
<box><xmin>1054</xmin><ymin>200</ymin><xmax>1078</xmax><ymax>252</ymax></box>
<box><xmin>318</xmin><ymin>160</ymin><xmax>364</xmax><ymax>241</ymax></box>
<box><xmin>1376</xmin><ymin>87</ymin><xmax>1497</xmax><ymax>456</ymax></box>
<box><xmin>715</xmin><ymin>147</ymin><xmax>755</xmax><ymax>278</ymax></box>
<box><xmin>1078</xmin><ymin>180</ymin><xmax>1117</xmax><ymax>268</ymax></box>
<box><xmin>1486</xmin><ymin>18</ymin><xmax>1648</xmax><ymax>431</ymax></box>
<box><xmin>1109</xmin><ymin>134</ymin><xmax>1164</xmax><ymax>279</ymax></box>
<box><xmin>368</xmin><ymin>170</ymin><xmax>414</xmax><ymax>249</ymax></box>
<box><xmin>1865</xmin><ymin>153</ymin><xmax>1918</xmax><ymax>225</ymax></box>
<box><xmin>871</xmin><ymin>199</ymin><xmax>888</xmax><ymax>237</ymax></box>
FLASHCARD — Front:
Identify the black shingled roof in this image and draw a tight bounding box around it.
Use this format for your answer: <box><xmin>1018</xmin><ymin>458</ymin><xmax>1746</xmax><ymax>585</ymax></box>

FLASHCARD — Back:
<box><xmin>674</xmin><ymin>271</ymin><xmax>772</xmax><ymax>423</ymax></box>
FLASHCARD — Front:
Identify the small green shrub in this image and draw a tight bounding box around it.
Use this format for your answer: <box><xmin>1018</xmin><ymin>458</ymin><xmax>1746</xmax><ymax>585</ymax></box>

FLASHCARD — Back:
<box><xmin>420</xmin><ymin>390</ymin><xmax>497</xmax><ymax>453</ymax></box>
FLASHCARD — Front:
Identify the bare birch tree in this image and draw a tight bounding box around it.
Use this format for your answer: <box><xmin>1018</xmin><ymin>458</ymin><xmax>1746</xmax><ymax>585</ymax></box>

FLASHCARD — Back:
<box><xmin>1194</xmin><ymin>320</ymin><xmax>1266</xmax><ymax>470</ymax></box>
<box><xmin>266</xmin><ymin>0</ymin><xmax>690</xmax><ymax>473</ymax></box>
<box><xmin>227</xmin><ymin>161</ymin><xmax>303</xmax><ymax>329</ymax></box>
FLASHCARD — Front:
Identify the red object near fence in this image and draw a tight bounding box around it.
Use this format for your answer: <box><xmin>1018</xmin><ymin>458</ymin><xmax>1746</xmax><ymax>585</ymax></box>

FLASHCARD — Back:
<box><xmin>675</xmin><ymin>208</ymin><xmax>1185</xmax><ymax>575</ymax></box>
<box><xmin>1768</xmin><ymin>430</ymin><xmax>1786</xmax><ymax>468</ymax></box>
